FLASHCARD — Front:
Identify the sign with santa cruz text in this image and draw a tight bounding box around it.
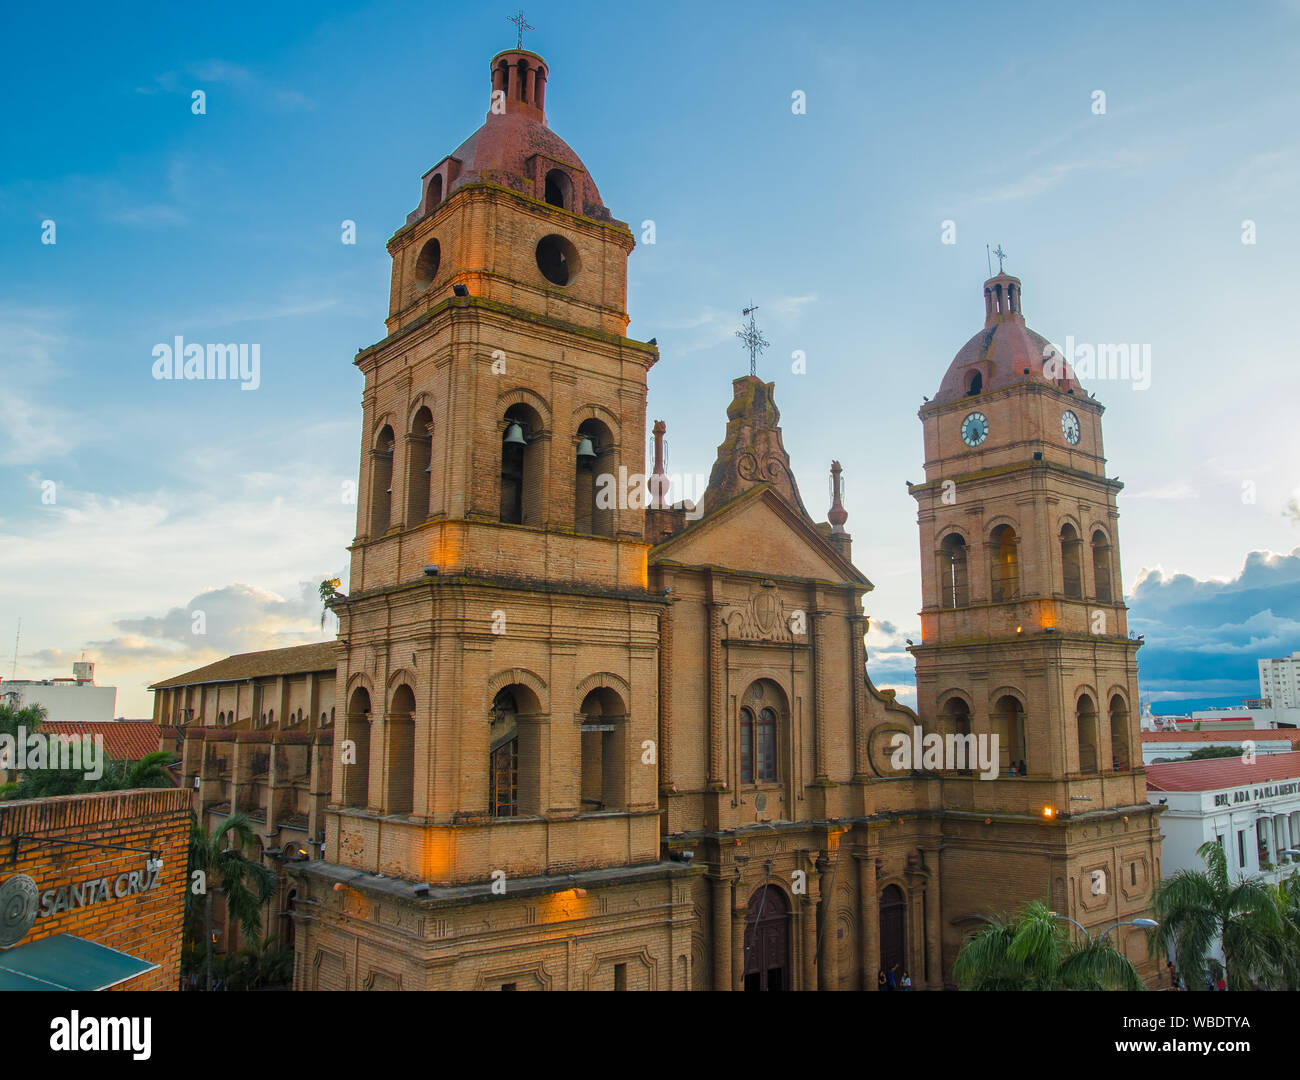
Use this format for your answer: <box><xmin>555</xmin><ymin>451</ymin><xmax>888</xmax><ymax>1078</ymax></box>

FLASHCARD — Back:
<box><xmin>37</xmin><ymin>867</ymin><xmax>164</xmax><ymax>918</ymax></box>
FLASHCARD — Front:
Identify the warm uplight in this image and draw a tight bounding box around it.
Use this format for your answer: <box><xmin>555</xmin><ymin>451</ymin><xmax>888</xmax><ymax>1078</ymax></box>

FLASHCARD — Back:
<box><xmin>1042</xmin><ymin>806</ymin><xmax>1054</xmax><ymax>818</ymax></box>
<box><xmin>1015</xmin><ymin>626</ymin><xmax>1022</xmax><ymax>634</ymax></box>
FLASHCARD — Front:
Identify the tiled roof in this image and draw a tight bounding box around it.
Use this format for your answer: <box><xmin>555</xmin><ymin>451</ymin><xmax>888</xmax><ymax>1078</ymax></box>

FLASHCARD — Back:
<box><xmin>149</xmin><ymin>641</ymin><xmax>341</xmax><ymax>689</ymax></box>
<box><xmin>1146</xmin><ymin>751</ymin><xmax>1300</xmax><ymax>792</ymax></box>
<box><xmin>39</xmin><ymin>720</ymin><xmax>163</xmax><ymax>762</ymax></box>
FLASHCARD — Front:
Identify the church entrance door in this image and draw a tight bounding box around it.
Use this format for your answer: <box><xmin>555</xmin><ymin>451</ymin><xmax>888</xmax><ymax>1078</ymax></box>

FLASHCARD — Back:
<box><xmin>743</xmin><ymin>885</ymin><xmax>790</xmax><ymax>990</ymax></box>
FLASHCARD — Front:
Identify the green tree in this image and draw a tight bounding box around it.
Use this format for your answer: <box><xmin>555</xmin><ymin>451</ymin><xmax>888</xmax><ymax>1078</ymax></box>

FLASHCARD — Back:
<box><xmin>1149</xmin><ymin>839</ymin><xmax>1287</xmax><ymax>990</ymax></box>
<box><xmin>953</xmin><ymin>899</ymin><xmax>1145</xmax><ymax>990</ymax></box>
<box><xmin>1184</xmin><ymin>746</ymin><xmax>1244</xmax><ymax>761</ymax></box>
<box><xmin>3</xmin><ymin>748</ymin><xmax>175</xmax><ymax>801</ymax></box>
<box><xmin>187</xmin><ymin>814</ymin><xmax>277</xmax><ymax>992</ymax></box>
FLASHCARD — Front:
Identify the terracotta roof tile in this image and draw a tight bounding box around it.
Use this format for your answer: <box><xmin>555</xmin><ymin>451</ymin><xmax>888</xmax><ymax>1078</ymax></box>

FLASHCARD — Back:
<box><xmin>1146</xmin><ymin>751</ymin><xmax>1300</xmax><ymax>792</ymax></box>
<box><xmin>149</xmin><ymin>641</ymin><xmax>341</xmax><ymax>689</ymax></box>
<box><xmin>39</xmin><ymin>720</ymin><xmax>162</xmax><ymax>762</ymax></box>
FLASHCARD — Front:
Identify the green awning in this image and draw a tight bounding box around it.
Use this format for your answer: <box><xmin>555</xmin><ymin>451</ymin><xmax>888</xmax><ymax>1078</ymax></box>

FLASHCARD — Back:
<box><xmin>0</xmin><ymin>934</ymin><xmax>157</xmax><ymax>991</ymax></box>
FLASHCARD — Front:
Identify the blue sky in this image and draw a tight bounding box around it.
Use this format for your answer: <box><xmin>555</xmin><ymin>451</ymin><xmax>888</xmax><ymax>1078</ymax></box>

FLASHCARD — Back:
<box><xmin>2</xmin><ymin>1</ymin><xmax>1299</xmax><ymax>716</ymax></box>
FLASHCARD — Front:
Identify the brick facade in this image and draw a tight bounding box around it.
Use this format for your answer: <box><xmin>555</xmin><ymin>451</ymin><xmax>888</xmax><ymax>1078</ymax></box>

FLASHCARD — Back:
<box><xmin>0</xmin><ymin>788</ymin><xmax>191</xmax><ymax>990</ymax></box>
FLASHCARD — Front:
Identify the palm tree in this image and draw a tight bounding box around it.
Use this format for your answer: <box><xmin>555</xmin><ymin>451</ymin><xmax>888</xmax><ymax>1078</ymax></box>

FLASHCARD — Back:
<box><xmin>1149</xmin><ymin>839</ymin><xmax>1285</xmax><ymax>990</ymax></box>
<box><xmin>187</xmin><ymin>814</ymin><xmax>277</xmax><ymax>991</ymax></box>
<box><xmin>954</xmin><ymin>899</ymin><xmax>1145</xmax><ymax>990</ymax></box>
<box><xmin>0</xmin><ymin>700</ymin><xmax>47</xmax><ymax>741</ymax></box>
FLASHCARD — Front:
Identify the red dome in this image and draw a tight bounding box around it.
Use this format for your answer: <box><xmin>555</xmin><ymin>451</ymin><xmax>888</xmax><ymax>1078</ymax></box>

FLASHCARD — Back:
<box><xmin>933</xmin><ymin>274</ymin><xmax>1080</xmax><ymax>405</ymax></box>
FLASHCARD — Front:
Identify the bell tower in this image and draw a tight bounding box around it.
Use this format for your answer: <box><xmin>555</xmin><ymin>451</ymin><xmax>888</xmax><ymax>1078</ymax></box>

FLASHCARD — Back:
<box><xmin>909</xmin><ymin>270</ymin><xmax>1162</xmax><ymax>980</ymax></box>
<box><xmin>328</xmin><ymin>47</ymin><xmax>663</xmax><ymax>888</ymax></box>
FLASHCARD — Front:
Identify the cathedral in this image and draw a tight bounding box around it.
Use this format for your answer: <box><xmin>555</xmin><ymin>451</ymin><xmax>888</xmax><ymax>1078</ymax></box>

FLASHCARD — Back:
<box><xmin>276</xmin><ymin>45</ymin><xmax>1162</xmax><ymax>990</ymax></box>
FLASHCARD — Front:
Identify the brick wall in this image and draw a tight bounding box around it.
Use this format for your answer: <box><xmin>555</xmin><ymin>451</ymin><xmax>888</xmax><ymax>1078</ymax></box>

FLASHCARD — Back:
<box><xmin>0</xmin><ymin>788</ymin><xmax>191</xmax><ymax>991</ymax></box>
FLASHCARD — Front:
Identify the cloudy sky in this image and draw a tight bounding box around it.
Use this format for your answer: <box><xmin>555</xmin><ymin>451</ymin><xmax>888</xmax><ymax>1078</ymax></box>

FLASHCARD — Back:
<box><xmin>2</xmin><ymin>1</ymin><xmax>1298</xmax><ymax>717</ymax></box>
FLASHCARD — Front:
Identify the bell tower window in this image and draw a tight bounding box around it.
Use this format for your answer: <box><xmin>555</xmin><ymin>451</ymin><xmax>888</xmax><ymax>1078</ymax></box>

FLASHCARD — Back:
<box><xmin>406</xmin><ymin>406</ymin><xmax>433</xmax><ymax>523</ymax></box>
<box><xmin>939</xmin><ymin>533</ymin><xmax>969</xmax><ymax>608</ymax></box>
<box><xmin>414</xmin><ymin>238</ymin><xmax>441</xmax><ymax>291</ymax></box>
<box><xmin>500</xmin><ymin>404</ymin><xmax>543</xmax><ymax>526</ymax></box>
<box><xmin>369</xmin><ymin>426</ymin><xmax>395</xmax><ymax>536</ymax></box>
<box><xmin>544</xmin><ymin>169</ymin><xmax>573</xmax><ymax>210</ymax></box>
<box><xmin>1060</xmin><ymin>524</ymin><xmax>1083</xmax><ymax>600</ymax></box>
<box><xmin>536</xmin><ymin>234</ymin><xmax>580</xmax><ymax>286</ymax></box>
<box><xmin>989</xmin><ymin>525</ymin><xmax>1020</xmax><ymax>602</ymax></box>
<box><xmin>574</xmin><ymin>419</ymin><xmax>614</xmax><ymax>537</ymax></box>
<box><xmin>1091</xmin><ymin>530</ymin><xmax>1113</xmax><ymax>603</ymax></box>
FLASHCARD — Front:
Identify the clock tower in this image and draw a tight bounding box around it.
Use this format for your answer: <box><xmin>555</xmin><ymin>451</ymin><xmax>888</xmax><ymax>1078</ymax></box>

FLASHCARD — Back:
<box><xmin>909</xmin><ymin>271</ymin><xmax>1162</xmax><ymax>979</ymax></box>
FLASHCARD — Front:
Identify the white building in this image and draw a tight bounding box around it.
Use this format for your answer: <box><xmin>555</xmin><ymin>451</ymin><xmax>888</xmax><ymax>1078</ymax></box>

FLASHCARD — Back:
<box><xmin>1141</xmin><ymin>729</ymin><xmax>1299</xmax><ymax>765</ymax></box>
<box><xmin>1147</xmin><ymin>752</ymin><xmax>1300</xmax><ymax>885</ymax></box>
<box><xmin>1260</xmin><ymin>651</ymin><xmax>1300</xmax><ymax>709</ymax></box>
<box><xmin>0</xmin><ymin>661</ymin><xmax>117</xmax><ymax>723</ymax></box>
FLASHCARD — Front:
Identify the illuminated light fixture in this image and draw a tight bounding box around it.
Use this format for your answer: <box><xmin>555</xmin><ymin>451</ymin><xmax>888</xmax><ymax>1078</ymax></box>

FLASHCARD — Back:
<box><xmin>1016</xmin><ymin>626</ymin><xmax>1023</xmax><ymax>634</ymax></box>
<box><xmin>984</xmin><ymin>818</ymin><xmax>991</xmax><ymax>825</ymax></box>
<box><xmin>333</xmin><ymin>882</ymin><xmax>346</xmax><ymax>892</ymax></box>
<box><xmin>1042</xmin><ymin>806</ymin><xmax>1054</xmax><ymax>818</ymax></box>
<box><xmin>572</xmin><ymin>888</ymin><xmax>588</xmax><ymax>898</ymax></box>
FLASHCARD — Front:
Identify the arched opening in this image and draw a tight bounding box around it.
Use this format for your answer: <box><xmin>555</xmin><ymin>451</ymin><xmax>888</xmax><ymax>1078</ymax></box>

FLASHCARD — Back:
<box><xmin>413</xmin><ymin>238</ymin><xmax>441</xmax><ymax>291</ymax></box>
<box><xmin>739</xmin><ymin>680</ymin><xmax>784</xmax><ymax>784</ymax></box>
<box><xmin>1076</xmin><ymin>693</ymin><xmax>1099</xmax><ymax>774</ymax></box>
<box><xmin>370</xmin><ymin>426</ymin><xmax>395</xmax><ymax>536</ymax></box>
<box><xmin>966</xmin><ymin>370</ymin><xmax>982</xmax><ymax>395</ymax></box>
<box><xmin>574</xmin><ymin>418</ymin><xmax>614</xmax><ymax>537</ymax></box>
<box><xmin>578</xmin><ymin>687</ymin><xmax>628</xmax><ymax>812</ymax></box>
<box><xmin>879</xmin><ymin>885</ymin><xmax>907</xmax><ymax>988</ymax></box>
<box><xmin>1110</xmin><ymin>694</ymin><xmax>1130</xmax><ymax>770</ymax></box>
<box><xmin>544</xmin><ymin>169</ymin><xmax>572</xmax><ymax>210</ymax></box>
<box><xmin>535</xmin><ymin>234</ymin><xmax>580</xmax><ymax>286</ymax></box>
<box><xmin>386</xmin><ymin>684</ymin><xmax>415</xmax><ymax>815</ymax></box>
<box><xmin>490</xmin><ymin>685</ymin><xmax>542</xmax><ymax>818</ymax></box>
<box><xmin>1091</xmin><ymin>530</ymin><xmax>1113</xmax><ymax>603</ymax></box>
<box><xmin>514</xmin><ymin>58</ymin><xmax>528</xmax><ymax>100</ymax></box>
<box><xmin>428</xmin><ymin>173</ymin><xmax>443</xmax><ymax>208</ymax></box>
<box><xmin>500</xmin><ymin>403</ymin><xmax>544</xmax><ymax>526</ymax></box>
<box><xmin>1060</xmin><ymin>523</ymin><xmax>1083</xmax><ymax>600</ymax></box>
<box><xmin>939</xmin><ymin>533</ymin><xmax>969</xmax><ymax>608</ymax></box>
<box><xmin>993</xmin><ymin>695</ymin><xmax>1027</xmax><ymax>776</ymax></box>
<box><xmin>343</xmin><ymin>687</ymin><xmax>372</xmax><ymax>808</ymax></box>
<box><xmin>989</xmin><ymin>524</ymin><xmax>1019</xmax><ymax>602</ymax></box>
<box><xmin>743</xmin><ymin>885</ymin><xmax>790</xmax><ymax>991</ymax></box>
<box><xmin>406</xmin><ymin>406</ymin><xmax>433</xmax><ymax>523</ymax></box>
<box><xmin>942</xmin><ymin>698</ymin><xmax>974</xmax><ymax>775</ymax></box>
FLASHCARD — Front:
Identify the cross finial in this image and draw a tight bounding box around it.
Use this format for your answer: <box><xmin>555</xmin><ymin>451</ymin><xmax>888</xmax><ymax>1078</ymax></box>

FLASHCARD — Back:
<box><xmin>736</xmin><ymin>303</ymin><xmax>769</xmax><ymax>378</ymax></box>
<box><xmin>507</xmin><ymin>10</ymin><xmax>534</xmax><ymax>49</ymax></box>
<box><xmin>993</xmin><ymin>244</ymin><xmax>1007</xmax><ymax>274</ymax></box>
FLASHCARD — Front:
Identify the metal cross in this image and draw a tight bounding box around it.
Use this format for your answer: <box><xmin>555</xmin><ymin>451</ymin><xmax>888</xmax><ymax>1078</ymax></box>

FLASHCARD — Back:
<box><xmin>735</xmin><ymin>303</ymin><xmax>770</xmax><ymax>378</ymax></box>
<box><xmin>507</xmin><ymin>10</ymin><xmax>534</xmax><ymax>49</ymax></box>
<box><xmin>993</xmin><ymin>244</ymin><xmax>1007</xmax><ymax>273</ymax></box>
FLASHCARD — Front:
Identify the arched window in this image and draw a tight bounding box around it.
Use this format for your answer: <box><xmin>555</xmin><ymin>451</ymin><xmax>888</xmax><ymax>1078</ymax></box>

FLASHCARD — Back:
<box><xmin>579</xmin><ymin>687</ymin><xmax>628</xmax><ymax>812</ymax></box>
<box><xmin>500</xmin><ymin>404</ymin><xmax>543</xmax><ymax>526</ymax></box>
<box><xmin>1076</xmin><ymin>694</ymin><xmax>1099</xmax><ymax>774</ymax></box>
<box><xmin>428</xmin><ymin>173</ymin><xmax>443</xmax><ymax>208</ymax></box>
<box><xmin>407</xmin><ymin>406</ymin><xmax>433</xmax><ymax>523</ymax></box>
<box><xmin>1109</xmin><ymin>694</ymin><xmax>1130</xmax><ymax>770</ymax></box>
<box><xmin>943</xmin><ymin>698</ymin><xmax>973</xmax><ymax>775</ymax></box>
<box><xmin>370</xmin><ymin>426</ymin><xmax>395</xmax><ymax>536</ymax></box>
<box><xmin>740</xmin><ymin>681</ymin><xmax>783</xmax><ymax>784</ymax></box>
<box><xmin>574</xmin><ymin>418</ymin><xmax>614</xmax><ymax>537</ymax></box>
<box><xmin>940</xmin><ymin>534</ymin><xmax>969</xmax><ymax>608</ymax></box>
<box><xmin>387</xmin><ymin>685</ymin><xmax>415</xmax><ymax>815</ymax></box>
<box><xmin>1091</xmin><ymin>530</ymin><xmax>1113</xmax><ymax>603</ymax></box>
<box><xmin>343</xmin><ymin>687</ymin><xmax>371</xmax><ymax>808</ymax></box>
<box><xmin>268</xmin><ymin>709</ymin><xmax>274</xmax><ymax>726</ymax></box>
<box><xmin>217</xmin><ymin>711</ymin><xmax>225</xmax><ymax>725</ymax></box>
<box><xmin>966</xmin><ymin>370</ymin><xmax>982</xmax><ymax>395</ymax></box>
<box><xmin>994</xmin><ymin>695</ymin><xmax>1027</xmax><ymax>775</ymax></box>
<box><xmin>990</xmin><ymin>525</ymin><xmax>1019</xmax><ymax>602</ymax></box>
<box><xmin>1060</xmin><ymin>524</ymin><xmax>1083</xmax><ymax>600</ymax></box>
<box><xmin>544</xmin><ymin>169</ymin><xmax>572</xmax><ymax>210</ymax></box>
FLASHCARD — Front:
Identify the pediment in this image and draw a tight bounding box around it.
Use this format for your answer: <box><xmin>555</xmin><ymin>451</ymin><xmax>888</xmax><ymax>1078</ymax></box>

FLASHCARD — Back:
<box><xmin>651</xmin><ymin>486</ymin><xmax>869</xmax><ymax>587</ymax></box>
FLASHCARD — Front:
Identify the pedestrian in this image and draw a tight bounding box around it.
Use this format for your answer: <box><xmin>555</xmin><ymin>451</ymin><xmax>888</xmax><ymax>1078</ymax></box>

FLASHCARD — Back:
<box><xmin>887</xmin><ymin>965</ymin><xmax>897</xmax><ymax>991</ymax></box>
<box><xmin>902</xmin><ymin>971</ymin><xmax>912</xmax><ymax>991</ymax></box>
<box><xmin>1177</xmin><ymin>974</ymin><xmax>1185</xmax><ymax>991</ymax></box>
<box><xmin>877</xmin><ymin>968</ymin><xmax>886</xmax><ymax>991</ymax></box>
<box><xmin>1166</xmin><ymin>960</ymin><xmax>1177</xmax><ymax>989</ymax></box>
<box><xmin>1217</xmin><ymin>976</ymin><xmax>1226</xmax><ymax>992</ymax></box>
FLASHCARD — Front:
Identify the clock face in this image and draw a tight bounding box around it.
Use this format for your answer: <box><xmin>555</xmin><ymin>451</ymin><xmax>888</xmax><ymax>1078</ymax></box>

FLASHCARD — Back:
<box><xmin>960</xmin><ymin>412</ymin><xmax>989</xmax><ymax>447</ymax></box>
<box><xmin>1061</xmin><ymin>410</ymin><xmax>1081</xmax><ymax>445</ymax></box>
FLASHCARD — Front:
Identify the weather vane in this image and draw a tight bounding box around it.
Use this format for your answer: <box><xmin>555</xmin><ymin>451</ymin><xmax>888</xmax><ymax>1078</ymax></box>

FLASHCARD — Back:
<box><xmin>507</xmin><ymin>10</ymin><xmax>534</xmax><ymax>49</ymax></box>
<box><xmin>736</xmin><ymin>303</ymin><xmax>769</xmax><ymax>378</ymax></box>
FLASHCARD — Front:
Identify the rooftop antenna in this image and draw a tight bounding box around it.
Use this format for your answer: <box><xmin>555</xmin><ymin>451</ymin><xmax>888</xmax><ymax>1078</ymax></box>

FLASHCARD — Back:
<box><xmin>736</xmin><ymin>302</ymin><xmax>770</xmax><ymax>378</ymax></box>
<box><xmin>986</xmin><ymin>244</ymin><xmax>992</xmax><ymax>276</ymax></box>
<box><xmin>10</xmin><ymin>618</ymin><xmax>19</xmax><ymax>678</ymax></box>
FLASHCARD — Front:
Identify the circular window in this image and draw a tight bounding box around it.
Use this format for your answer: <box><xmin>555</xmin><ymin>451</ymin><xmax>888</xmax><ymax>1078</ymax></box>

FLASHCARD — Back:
<box><xmin>414</xmin><ymin>238</ymin><xmax>441</xmax><ymax>290</ymax></box>
<box><xmin>536</xmin><ymin>234</ymin><xmax>580</xmax><ymax>286</ymax></box>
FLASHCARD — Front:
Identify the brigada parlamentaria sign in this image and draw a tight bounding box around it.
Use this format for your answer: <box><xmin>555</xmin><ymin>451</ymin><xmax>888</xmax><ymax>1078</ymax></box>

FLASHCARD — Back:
<box><xmin>1213</xmin><ymin>781</ymin><xmax>1300</xmax><ymax>808</ymax></box>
